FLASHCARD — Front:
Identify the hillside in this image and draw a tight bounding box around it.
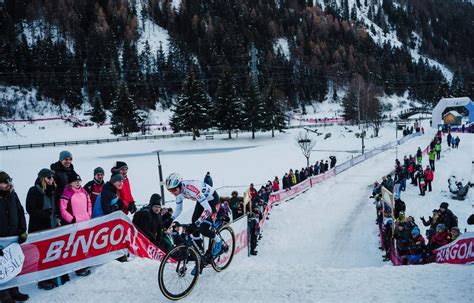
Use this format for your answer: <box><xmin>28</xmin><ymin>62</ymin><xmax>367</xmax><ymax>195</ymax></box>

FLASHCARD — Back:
<box><xmin>0</xmin><ymin>0</ymin><xmax>473</xmax><ymax>122</ymax></box>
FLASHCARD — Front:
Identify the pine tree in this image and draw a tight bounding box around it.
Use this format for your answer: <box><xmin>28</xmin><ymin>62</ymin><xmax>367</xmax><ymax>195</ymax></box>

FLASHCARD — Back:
<box><xmin>342</xmin><ymin>90</ymin><xmax>359</xmax><ymax>122</ymax></box>
<box><xmin>262</xmin><ymin>82</ymin><xmax>286</xmax><ymax>138</ymax></box>
<box><xmin>111</xmin><ymin>83</ymin><xmax>141</xmax><ymax>136</ymax></box>
<box><xmin>170</xmin><ymin>67</ymin><xmax>211</xmax><ymax>140</ymax></box>
<box><xmin>242</xmin><ymin>79</ymin><xmax>265</xmax><ymax>139</ymax></box>
<box><xmin>214</xmin><ymin>66</ymin><xmax>243</xmax><ymax>139</ymax></box>
<box><xmin>90</xmin><ymin>91</ymin><xmax>107</xmax><ymax>124</ymax></box>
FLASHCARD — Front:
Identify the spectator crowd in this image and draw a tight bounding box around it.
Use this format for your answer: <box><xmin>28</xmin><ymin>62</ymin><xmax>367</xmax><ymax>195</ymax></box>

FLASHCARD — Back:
<box><xmin>372</xmin><ymin>130</ymin><xmax>465</xmax><ymax>265</ymax></box>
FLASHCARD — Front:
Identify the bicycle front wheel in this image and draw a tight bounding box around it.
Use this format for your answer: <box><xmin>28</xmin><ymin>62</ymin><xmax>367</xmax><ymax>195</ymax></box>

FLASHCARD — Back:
<box><xmin>158</xmin><ymin>245</ymin><xmax>201</xmax><ymax>301</ymax></box>
<box><xmin>211</xmin><ymin>225</ymin><xmax>236</xmax><ymax>272</ymax></box>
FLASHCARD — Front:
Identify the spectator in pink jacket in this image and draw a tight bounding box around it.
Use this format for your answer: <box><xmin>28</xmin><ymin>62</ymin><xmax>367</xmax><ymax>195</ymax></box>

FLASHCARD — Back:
<box><xmin>59</xmin><ymin>171</ymin><xmax>92</xmax><ymax>277</ymax></box>
<box><xmin>60</xmin><ymin>172</ymin><xmax>92</xmax><ymax>224</ymax></box>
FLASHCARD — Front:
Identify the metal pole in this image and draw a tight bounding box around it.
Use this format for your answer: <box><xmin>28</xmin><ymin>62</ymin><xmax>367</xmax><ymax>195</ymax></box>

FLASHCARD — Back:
<box><xmin>156</xmin><ymin>151</ymin><xmax>165</xmax><ymax>206</ymax></box>
<box><xmin>395</xmin><ymin>121</ymin><xmax>398</xmax><ymax>160</ymax></box>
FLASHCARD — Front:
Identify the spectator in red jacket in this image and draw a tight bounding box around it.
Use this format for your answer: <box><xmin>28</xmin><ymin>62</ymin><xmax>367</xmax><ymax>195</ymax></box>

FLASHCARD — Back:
<box><xmin>249</xmin><ymin>183</ymin><xmax>257</xmax><ymax>200</ymax></box>
<box><xmin>424</xmin><ymin>166</ymin><xmax>434</xmax><ymax>192</ymax></box>
<box><xmin>111</xmin><ymin>161</ymin><xmax>137</xmax><ymax>215</ymax></box>
<box><xmin>429</xmin><ymin>223</ymin><xmax>450</xmax><ymax>254</ymax></box>
<box><xmin>272</xmin><ymin>177</ymin><xmax>280</xmax><ymax>192</ymax></box>
<box><xmin>84</xmin><ymin>167</ymin><xmax>104</xmax><ymax>208</ymax></box>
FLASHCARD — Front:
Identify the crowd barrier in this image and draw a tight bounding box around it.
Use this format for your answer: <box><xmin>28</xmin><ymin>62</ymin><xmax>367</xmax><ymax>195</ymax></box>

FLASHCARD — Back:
<box><xmin>258</xmin><ymin>132</ymin><xmax>424</xmax><ymax>230</ymax></box>
<box><xmin>0</xmin><ymin>212</ymin><xmax>248</xmax><ymax>290</ymax></box>
<box><xmin>0</xmin><ymin>131</ymin><xmax>428</xmax><ymax>290</ymax></box>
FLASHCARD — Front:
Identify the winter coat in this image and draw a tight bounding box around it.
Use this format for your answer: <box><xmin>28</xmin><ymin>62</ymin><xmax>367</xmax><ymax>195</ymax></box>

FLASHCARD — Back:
<box><xmin>424</xmin><ymin>169</ymin><xmax>434</xmax><ymax>181</ymax></box>
<box><xmin>447</xmin><ymin>133</ymin><xmax>452</xmax><ymax>144</ymax></box>
<box><xmin>60</xmin><ymin>185</ymin><xmax>92</xmax><ymax>224</ymax></box>
<box><xmin>249</xmin><ymin>187</ymin><xmax>258</xmax><ymax>200</ymax></box>
<box><xmin>435</xmin><ymin>143</ymin><xmax>441</xmax><ymax>152</ymax></box>
<box><xmin>50</xmin><ymin>161</ymin><xmax>76</xmax><ymax>205</ymax></box>
<box><xmin>428</xmin><ymin>150</ymin><xmax>436</xmax><ymax>161</ymax></box>
<box><xmin>84</xmin><ymin>179</ymin><xmax>104</xmax><ymax>207</ymax></box>
<box><xmin>118</xmin><ymin>177</ymin><xmax>135</xmax><ymax>214</ymax></box>
<box><xmin>204</xmin><ymin>175</ymin><xmax>213</xmax><ymax>187</ymax></box>
<box><xmin>416</xmin><ymin>149</ymin><xmax>422</xmax><ymax>158</ymax></box>
<box><xmin>455</xmin><ymin>137</ymin><xmax>460</xmax><ymax>144</ymax></box>
<box><xmin>409</xmin><ymin>235</ymin><xmax>426</xmax><ymax>255</ymax></box>
<box><xmin>132</xmin><ymin>206</ymin><xmax>163</xmax><ymax>244</ymax></box>
<box><xmin>438</xmin><ymin>209</ymin><xmax>458</xmax><ymax>230</ymax></box>
<box><xmin>282</xmin><ymin>176</ymin><xmax>289</xmax><ymax>189</ymax></box>
<box><xmin>272</xmin><ymin>180</ymin><xmax>280</xmax><ymax>192</ymax></box>
<box><xmin>291</xmin><ymin>174</ymin><xmax>297</xmax><ymax>185</ymax></box>
<box><xmin>0</xmin><ymin>189</ymin><xmax>27</xmax><ymax>237</ymax></box>
<box><xmin>385</xmin><ymin>179</ymin><xmax>394</xmax><ymax>192</ymax></box>
<box><xmin>430</xmin><ymin>231</ymin><xmax>450</xmax><ymax>251</ymax></box>
<box><xmin>451</xmin><ymin>137</ymin><xmax>456</xmax><ymax>145</ymax></box>
<box><xmin>100</xmin><ymin>182</ymin><xmax>125</xmax><ymax>216</ymax></box>
<box><xmin>26</xmin><ymin>179</ymin><xmax>57</xmax><ymax>232</ymax></box>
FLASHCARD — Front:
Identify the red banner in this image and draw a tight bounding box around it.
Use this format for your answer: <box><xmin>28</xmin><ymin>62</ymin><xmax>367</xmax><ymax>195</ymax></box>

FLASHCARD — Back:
<box><xmin>0</xmin><ymin>212</ymin><xmax>167</xmax><ymax>290</ymax></box>
<box><xmin>435</xmin><ymin>233</ymin><xmax>474</xmax><ymax>264</ymax></box>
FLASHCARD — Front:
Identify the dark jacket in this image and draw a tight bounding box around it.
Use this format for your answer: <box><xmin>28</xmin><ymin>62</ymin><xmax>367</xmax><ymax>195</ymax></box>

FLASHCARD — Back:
<box><xmin>26</xmin><ymin>179</ymin><xmax>56</xmax><ymax>232</ymax></box>
<box><xmin>133</xmin><ymin>206</ymin><xmax>163</xmax><ymax>244</ymax></box>
<box><xmin>0</xmin><ymin>189</ymin><xmax>27</xmax><ymax>237</ymax></box>
<box><xmin>439</xmin><ymin>209</ymin><xmax>458</xmax><ymax>230</ymax></box>
<box><xmin>50</xmin><ymin>161</ymin><xmax>76</xmax><ymax>208</ymax></box>
<box><xmin>84</xmin><ymin>179</ymin><xmax>104</xmax><ymax>207</ymax></box>
<box><xmin>101</xmin><ymin>182</ymin><xmax>124</xmax><ymax>215</ymax></box>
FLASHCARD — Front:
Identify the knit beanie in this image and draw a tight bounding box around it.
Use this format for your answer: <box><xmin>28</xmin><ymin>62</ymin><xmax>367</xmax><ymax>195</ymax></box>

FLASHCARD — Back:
<box><xmin>0</xmin><ymin>171</ymin><xmax>11</xmax><ymax>183</ymax></box>
<box><xmin>110</xmin><ymin>174</ymin><xmax>124</xmax><ymax>184</ymax></box>
<box><xmin>67</xmin><ymin>171</ymin><xmax>81</xmax><ymax>184</ymax></box>
<box><xmin>149</xmin><ymin>193</ymin><xmax>162</xmax><ymax>207</ymax></box>
<box><xmin>114</xmin><ymin>161</ymin><xmax>128</xmax><ymax>171</ymax></box>
<box><xmin>59</xmin><ymin>150</ymin><xmax>73</xmax><ymax>161</ymax></box>
<box><xmin>38</xmin><ymin>168</ymin><xmax>55</xmax><ymax>179</ymax></box>
<box><xmin>94</xmin><ymin>167</ymin><xmax>105</xmax><ymax>176</ymax></box>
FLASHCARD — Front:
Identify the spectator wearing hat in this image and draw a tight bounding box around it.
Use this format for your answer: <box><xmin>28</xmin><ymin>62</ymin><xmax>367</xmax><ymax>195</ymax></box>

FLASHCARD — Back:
<box><xmin>59</xmin><ymin>172</ymin><xmax>92</xmax><ymax>277</ymax></box>
<box><xmin>420</xmin><ymin>209</ymin><xmax>441</xmax><ymax>241</ymax></box>
<box><xmin>429</xmin><ymin>223</ymin><xmax>450</xmax><ymax>255</ymax></box>
<box><xmin>94</xmin><ymin>174</ymin><xmax>125</xmax><ymax>217</ymax></box>
<box><xmin>249</xmin><ymin>183</ymin><xmax>257</xmax><ymax>200</ymax></box>
<box><xmin>84</xmin><ymin>167</ymin><xmax>105</xmax><ymax>208</ymax></box>
<box><xmin>438</xmin><ymin>202</ymin><xmax>458</xmax><ymax>230</ymax></box>
<box><xmin>132</xmin><ymin>194</ymin><xmax>163</xmax><ymax>245</ymax></box>
<box><xmin>59</xmin><ymin>172</ymin><xmax>92</xmax><ymax>225</ymax></box>
<box><xmin>229</xmin><ymin>191</ymin><xmax>242</xmax><ymax>220</ymax></box>
<box><xmin>26</xmin><ymin>169</ymin><xmax>58</xmax><ymax>233</ymax></box>
<box><xmin>204</xmin><ymin>172</ymin><xmax>213</xmax><ymax>187</ymax></box>
<box><xmin>407</xmin><ymin>227</ymin><xmax>425</xmax><ymax>265</ymax></box>
<box><xmin>424</xmin><ymin>166</ymin><xmax>434</xmax><ymax>192</ymax></box>
<box><xmin>272</xmin><ymin>176</ymin><xmax>280</xmax><ymax>192</ymax></box>
<box><xmin>0</xmin><ymin>171</ymin><xmax>29</xmax><ymax>302</ymax></box>
<box><xmin>111</xmin><ymin>161</ymin><xmax>136</xmax><ymax>215</ymax></box>
<box><xmin>50</xmin><ymin>150</ymin><xmax>77</xmax><ymax>218</ymax></box>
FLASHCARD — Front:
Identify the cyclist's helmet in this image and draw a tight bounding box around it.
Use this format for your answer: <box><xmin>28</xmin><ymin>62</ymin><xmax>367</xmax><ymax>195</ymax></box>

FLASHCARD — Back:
<box><xmin>166</xmin><ymin>173</ymin><xmax>182</xmax><ymax>189</ymax></box>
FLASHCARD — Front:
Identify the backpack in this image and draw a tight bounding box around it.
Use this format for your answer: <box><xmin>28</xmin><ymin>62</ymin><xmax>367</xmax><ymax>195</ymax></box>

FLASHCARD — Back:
<box><xmin>92</xmin><ymin>193</ymin><xmax>118</xmax><ymax>218</ymax></box>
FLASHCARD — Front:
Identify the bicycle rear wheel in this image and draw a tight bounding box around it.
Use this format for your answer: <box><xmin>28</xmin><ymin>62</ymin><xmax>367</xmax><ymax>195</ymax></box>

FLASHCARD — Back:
<box><xmin>211</xmin><ymin>225</ymin><xmax>235</xmax><ymax>272</ymax></box>
<box><xmin>158</xmin><ymin>245</ymin><xmax>201</xmax><ymax>301</ymax></box>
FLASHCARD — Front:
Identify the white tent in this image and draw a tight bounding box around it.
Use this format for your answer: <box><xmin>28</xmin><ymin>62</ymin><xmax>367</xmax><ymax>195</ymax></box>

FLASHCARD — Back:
<box><xmin>431</xmin><ymin>97</ymin><xmax>473</xmax><ymax>128</ymax></box>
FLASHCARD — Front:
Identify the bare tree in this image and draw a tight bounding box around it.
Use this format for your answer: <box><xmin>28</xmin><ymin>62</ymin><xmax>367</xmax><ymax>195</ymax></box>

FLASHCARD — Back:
<box><xmin>296</xmin><ymin>132</ymin><xmax>316</xmax><ymax>167</ymax></box>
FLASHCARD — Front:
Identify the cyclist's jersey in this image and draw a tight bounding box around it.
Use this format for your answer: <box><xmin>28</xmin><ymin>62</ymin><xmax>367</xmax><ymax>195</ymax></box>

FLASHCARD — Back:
<box><xmin>173</xmin><ymin>180</ymin><xmax>216</xmax><ymax>223</ymax></box>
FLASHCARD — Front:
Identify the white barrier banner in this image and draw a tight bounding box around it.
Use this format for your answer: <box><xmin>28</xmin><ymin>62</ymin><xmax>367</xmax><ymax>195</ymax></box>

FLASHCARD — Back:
<box><xmin>0</xmin><ymin>243</ymin><xmax>25</xmax><ymax>284</ymax></box>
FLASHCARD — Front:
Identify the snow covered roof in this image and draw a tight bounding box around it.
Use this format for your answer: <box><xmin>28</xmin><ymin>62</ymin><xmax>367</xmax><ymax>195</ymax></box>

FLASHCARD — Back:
<box><xmin>443</xmin><ymin>111</ymin><xmax>462</xmax><ymax>118</ymax></box>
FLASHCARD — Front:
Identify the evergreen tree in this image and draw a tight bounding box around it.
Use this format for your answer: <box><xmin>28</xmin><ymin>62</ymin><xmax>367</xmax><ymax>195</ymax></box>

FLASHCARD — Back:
<box><xmin>262</xmin><ymin>82</ymin><xmax>286</xmax><ymax>138</ymax></box>
<box><xmin>242</xmin><ymin>79</ymin><xmax>265</xmax><ymax>139</ymax></box>
<box><xmin>342</xmin><ymin>90</ymin><xmax>359</xmax><ymax>122</ymax></box>
<box><xmin>214</xmin><ymin>66</ymin><xmax>243</xmax><ymax>139</ymax></box>
<box><xmin>111</xmin><ymin>83</ymin><xmax>141</xmax><ymax>136</ymax></box>
<box><xmin>170</xmin><ymin>67</ymin><xmax>211</xmax><ymax>140</ymax></box>
<box><xmin>90</xmin><ymin>91</ymin><xmax>107</xmax><ymax>124</ymax></box>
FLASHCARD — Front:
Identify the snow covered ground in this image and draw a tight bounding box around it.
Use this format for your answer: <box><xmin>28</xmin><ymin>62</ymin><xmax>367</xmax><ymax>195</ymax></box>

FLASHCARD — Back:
<box><xmin>1</xmin><ymin>120</ymin><xmax>472</xmax><ymax>302</ymax></box>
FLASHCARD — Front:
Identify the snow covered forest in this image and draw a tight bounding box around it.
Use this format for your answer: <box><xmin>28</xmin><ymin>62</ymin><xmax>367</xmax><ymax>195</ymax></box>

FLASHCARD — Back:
<box><xmin>1</xmin><ymin>0</ymin><xmax>473</xmax><ymax>134</ymax></box>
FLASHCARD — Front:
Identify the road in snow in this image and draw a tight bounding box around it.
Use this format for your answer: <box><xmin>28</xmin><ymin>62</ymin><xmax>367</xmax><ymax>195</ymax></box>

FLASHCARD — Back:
<box><xmin>16</xmin><ymin>130</ymin><xmax>473</xmax><ymax>302</ymax></box>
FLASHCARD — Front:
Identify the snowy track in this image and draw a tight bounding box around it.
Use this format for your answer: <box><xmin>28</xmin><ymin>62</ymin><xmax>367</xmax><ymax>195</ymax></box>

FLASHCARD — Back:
<box><xmin>14</xmin><ymin>132</ymin><xmax>474</xmax><ymax>302</ymax></box>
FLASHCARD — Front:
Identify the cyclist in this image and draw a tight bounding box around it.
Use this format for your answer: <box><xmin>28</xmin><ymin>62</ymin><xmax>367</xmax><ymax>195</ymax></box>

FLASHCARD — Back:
<box><xmin>165</xmin><ymin>173</ymin><xmax>223</xmax><ymax>257</ymax></box>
